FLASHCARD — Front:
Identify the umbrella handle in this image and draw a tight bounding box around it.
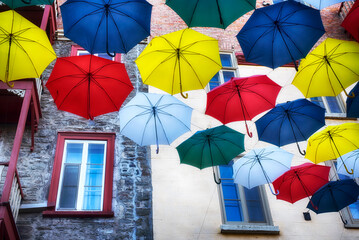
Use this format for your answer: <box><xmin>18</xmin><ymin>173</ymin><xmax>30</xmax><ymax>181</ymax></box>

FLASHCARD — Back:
<box><xmin>343</xmin><ymin>162</ymin><xmax>354</xmax><ymax>175</ymax></box>
<box><xmin>245</xmin><ymin>123</ymin><xmax>253</xmax><ymax>138</ymax></box>
<box><xmin>180</xmin><ymin>91</ymin><xmax>188</xmax><ymax>99</ymax></box>
<box><xmin>106</xmin><ymin>50</ymin><xmax>116</xmax><ymax>58</ymax></box>
<box><xmin>296</xmin><ymin>142</ymin><xmax>306</xmax><ymax>156</ymax></box>
<box><xmin>344</xmin><ymin>90</ymin><xmax>355</xmax><ymax>98</ymax></box>
<box><xmin>6</xmin><ymin>81</ymin><xmax>14</xmax><ymax>88</ymax></box>
<box><xmin>268</xmin><ymin>184</ymin><xmax>279</xmax><ymax>195</ymax></box>
<box><xmin>213</xmin><ymin>171</ymin><xmax>221</xmax><ymax>184</ymax></box>
<box><xmin>21</xmin><ymin>0</ymin><xmax>31</xmax><ymax>4</ymax></box>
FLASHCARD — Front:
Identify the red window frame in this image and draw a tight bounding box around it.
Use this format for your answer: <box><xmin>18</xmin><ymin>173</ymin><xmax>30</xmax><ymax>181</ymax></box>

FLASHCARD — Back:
<box><xmin>70</xmin><ymin>45</ymin><xmax>122</xmax><ymax>62</ymax></box>
<box><xmin>43</xmin><ymin>132</ymin><xmax>115</xmax><ymax>218</ymax></box>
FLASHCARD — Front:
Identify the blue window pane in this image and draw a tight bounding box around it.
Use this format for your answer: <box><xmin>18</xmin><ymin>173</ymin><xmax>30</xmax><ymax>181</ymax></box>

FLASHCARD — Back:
<box><xmin>209</xmin><ymin>73</ymin><xmax>221</xmax><ymax>90</ymax></box>
<box><xmin>65</xmin><ymin>143</ymin><xmax>83</xmax><ymax>163</ymax></box>
<box><xmin>88</xmin><ymin>144</ymin><xmax>105</xmax><ymax>164</ymax></box>
<box><xmin>223</xmin><ymin>71</ymin><xmax>235</xmax><ymax>83</ymax></box>
<box><xmin>349</xmin><ymin>201</ymin><xmax>359</xmax><ymax>219</ymax></box>
<box><xmin>78</xmin><ymin>51</ymin><xmax>89</xmax><ymax>56</ymax></box>
<box><xmin>85</xmin><ymin>165</ymin><xmax>104</xmax><ymax>186</ymax></box>
<box><xmin>220</xmin><ymin>54</ymin><xmax>233</xmax><ymax>67</ymax></box>
<box><xmin>59</xmin><ymin>165</ymin><xmax>80</xmax><ymax>209</ymax></box>
<box><xmin>219</xmin><ymin>164</ymin><xmax>233</xmax><ymax>178</ymax></box>
<box><xmin>222</xmin><ymin>183</ymin><xmax>239</xmax><ymax>200</ymax></box>
<box><xmin>97</xmin><ymin>53</ymin><xmax>114</xmax><ymax>61</ymax></box>
<box><xmin>83</xmin><ymin>187</ymin><xmax>102</xmax><ymax>210</ymax></box>
<box><xmin>310</xmin><ymin>97</ymin><xmax>326</xmax><ymax>110</ymax></box>
<box><xmin>225</xmin><ymin>200</ymin><xmax>243</xmax><ymax>221</ymax></box>
<box><xmin>326</xmin><ymin>96</ymin><xmax>343</xmax><ymax>113</ymax></box>
<box><xmin>244</xmin><ymin>187</ymin><xmax>266</xmax><ymax>222</ymax></box>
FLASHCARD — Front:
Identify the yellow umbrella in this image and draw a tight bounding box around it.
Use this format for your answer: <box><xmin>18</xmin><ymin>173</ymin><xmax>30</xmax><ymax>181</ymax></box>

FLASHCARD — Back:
<box><xmin>292</xmin><ymin>38</ymin><xmax>359</xmax><ymax>98</ymax></box>
<box><xmin>0</xmin><ymin>10</ymin><xmax>56</xmax><ymax>87</ymax></box>
<box><xmin>135</xmin><ymin>28</ymin><xmax>222</xmax><ymax>98</ymax></box>
<box><xmin>306</xmin><ymin>123</ymin><xmax>359</xmax><ymax>174</ymax></box>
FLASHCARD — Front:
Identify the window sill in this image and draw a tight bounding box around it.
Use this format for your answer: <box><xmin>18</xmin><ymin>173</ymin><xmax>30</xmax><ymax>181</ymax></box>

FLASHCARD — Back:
<box><xmin>221</xmin><ymin>224</ymin><xmax>280</xmax><ymax>235</ymax></box>
<box><xmin>325</xmin><ymin>115</ymin><xmax>356</xmax><ymax>120</ymax></box>
<box><xmin>42</xmin><ymin>210</ymin><xmax>114</xmax><ymax>218</ymax></box>
<box><xmin>344</xmin><ymin>222</ymin><xmax>359</xmax><ymax>229</ymax></box>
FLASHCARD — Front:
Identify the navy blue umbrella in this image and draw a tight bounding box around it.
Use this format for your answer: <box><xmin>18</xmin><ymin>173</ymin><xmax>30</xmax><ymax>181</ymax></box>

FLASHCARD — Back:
<box><xmin>255</xmin><ymin>99</ymin><xmax>325</xmax><ymax>155</ymax></box>
<box><xmin>61</xmin><ymin>0</ymin><xmax>152</xmax><ymax>56</ymax></box>
<box><xmin>236</xmin><ymin>1</ymin><xmax>325</xmax><ymax>70</ymax></box>
<box><xmin>347</xmin><ymin>82</ymin><xmax>359</xmax><ymax>118</ymax></box>
<box><xmin>307</xmin><ymin>180</ymin><xmax>359</xmax><ymax>215</ymax></box>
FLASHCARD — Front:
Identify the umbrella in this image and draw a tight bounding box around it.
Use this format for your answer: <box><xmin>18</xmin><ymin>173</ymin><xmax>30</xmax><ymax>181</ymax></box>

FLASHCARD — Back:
<box><xmin>341</xmin><ymin>0</ymin><xmax>359</xmax><ymax>42</ymax></box>
<box><xmin>0</xmin><ymin>10</ymin><xmax>56</xmax><ymax>87</ymax></box>
<box><xmin>346</xmin><ymin>82</ymin><xmax>359</xmax><ymax>118</ymax></box>
<box><xmin>306</xmin><ymin>123</ymin><xmax>359</xmax><ymax>175</ymax></box>
<box><xmin>205</xmin><ymin>75</ymin><xmax>281</xmax><ymax>137</ymax></box>
<box><xmin>307</xmin><ymin>180</ymin><xmax>359</xmax><ymax>215</ymax></box>
<box><xmin>176</xmin><ymin>125</ymin><xmax>245</xmax><ymax>184</ymax></box>
<box><xmin>232</xmin><ymin>146</ymin><xmax>293</xmax><ymax>195</ymax></box>
<box><xmin>119</xmin><ymin>93</ymin><xmax>192</xmax><ymax>153</ymax></box>
<box><xmin>165</xmin><ymin>0</ymin><xmax>256</xmax><ymax>29</ymax></box>
<box><xmin>236</xmin><ymin>1</ymin><xmax>325</xmax><ymax>70</ymax></box>
<box><xmin>2</xmin><ymin>0</ymin><xmax>53</xmax><ymax>9</ymax></box>
<box><xmin>46</xmin><ymin>55</ymin><xmax>133</xmax><ymax>120</ymax></box>
<box><xmin>292</xmin><ymin>38</ymin><xmax>359</xmax><ymax>98</ymax></box>
<box><xmin>337</xmin><ymin>149</ymin><xmax>359</xmax><ymax>179</ymax></box>
<box><xmin>273</xmin><ymin>163</ymin><xmax>330</xmax><ymax>206</ymax></box>
<box><xmin>255</xmin><ymin>99</ymin><xmax>325</xmax><ymax>155</ymax></box>
<box><xmin>61</xmin><ymin>0</ymin><xmax>152</xmax><ymax>56</ymax></box>
<box><xmin>135</xmin><ymin>28</ymin><xmax>222</xmax><ymax>99</ymax></box>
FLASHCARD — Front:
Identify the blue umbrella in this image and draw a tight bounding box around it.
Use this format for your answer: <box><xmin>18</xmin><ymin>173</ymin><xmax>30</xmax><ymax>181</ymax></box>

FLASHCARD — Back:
<box><xmin>61</xmin><ymin>0</ymin><xmax>152</xmax><ymax>56</ymax></box>
<box><xmin>236</xmin><ymin>1</ymin><xmax>325</xmax><ymax>70</ymax></box>
<box><xmin>307</xmin><ymin>180</ymin><xmax>359</xmax><ymax>215</ymax></box>
<box><xmin>119</xmin><ymin>93</ymin><xmax>192</xmax><ymax>153</ymax></box>
<box><xmin>271</xmin><ymin>0</ymin><xmax>346</xmax><ymax>10</ymax></box>
<box><xmin>255</xmin><ymin>99</ymin><xmax>325</xmax><ymax>155</ymax></box>
<box><xmin>347</xmin><ymin>82</ymin><xmax>359</xmax><ymax>118</ymax></box>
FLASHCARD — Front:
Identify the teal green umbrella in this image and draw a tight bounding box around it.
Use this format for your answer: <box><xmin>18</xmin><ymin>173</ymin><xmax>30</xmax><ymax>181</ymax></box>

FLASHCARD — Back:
<box><xmin>166</xmin><ymin>0</ymin><xmax>256</xmax><ymax>29</ymax></box>
<box><xmin>2</xmin><ymin>0</ymin><xmax>54</xmax><ymax>9</ymax></box>
<box><xmin>176</xmin><ymin>125</ymin><xmax>245</xmax><ymax>184</ymax></box>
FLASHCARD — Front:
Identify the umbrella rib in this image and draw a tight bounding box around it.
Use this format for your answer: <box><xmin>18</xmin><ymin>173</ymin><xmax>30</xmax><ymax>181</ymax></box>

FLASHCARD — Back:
<box><xmin>211</xmin><ymin>140</ymin><xmax>231</xmax><ymax>165</ymax></box>
<box><xmin>11</xmin><ymin>40</ymin><xmax>41</xmax><ymax>77</ymax></box>
<box><xmin>180</xmin><ymin>39</ymin><xmax>219</xmax><ymax>52</ymax></box>
<box><xmin>327</xmin><ymin>58</ymin><xmax>359</xmax><ymax>77</ymax></box>
<box><xmin>64</xmin><ymin>8</ymin><xmax>104</xmax><ymax>36</ymax></box>
<box><xmin>91</xmin><ymin>74</ymin><xmax>134</xmax><ymax>89</ymax></box>
<box><xmin>107</xmin><ymin>10</ymin><xmax>129</xmax><ymax>53</ymax></box>
<box><xmin>141</xmin><ymin>52</ymin><xmax>177</xmax><ymax>84</ymax></box>
<box><xmin>63</xmin><ymin>0</ymin><xmax>103</xmax><ymax>8</ymax></box>
<box><xmin>181</xmin><ymin>50</ymin><xmax>222</xmax><ymax>67</ymax></box>
<box><xmin>120</xmin><ymin>109</ymin><xmax>152</xmax><ymax>132</ymax></box>
<box><xmin>301</xmin><ymin>60</ymin><xmax>326</xmax><ymax>97</ymax></box>
<box><xmin>54</xmin><ymin>58</ymin><xmax>89</xmax><ymax>75</ymax></box>
<box><xmin>242</xmin><ymin>27</ymin><xmax>275</xmax><ymax>62</ymax></box>
<box><xmin>154</xmin><ymin>112</ymin><xmax>171</xmax><ymax>145</ymax></box>
<box><xmin>45</xmin><ymin>74</ymin><xmax>88</xmax><ymax>86</ymax></box>
<box><xmin>156</xmin><ymin>110</ymin><xmax>192</xmax><ymax>131</ymax></box>
<box><xmin>57</xmin><ymin>77</ymin><xmax>88</xmax><ymax>109</ymax></box>
<box><xmin>179</xmin><ymin>53</ymin><xmax>205</xmax><ymax>89</ymax></box>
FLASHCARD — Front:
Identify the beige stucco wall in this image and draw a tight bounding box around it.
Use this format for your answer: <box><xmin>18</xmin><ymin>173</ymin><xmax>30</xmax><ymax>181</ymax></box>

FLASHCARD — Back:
<box><xmin>150</xmin><ymin>65</ymin><xmax>359</xmax><ymax>240</ymax></box>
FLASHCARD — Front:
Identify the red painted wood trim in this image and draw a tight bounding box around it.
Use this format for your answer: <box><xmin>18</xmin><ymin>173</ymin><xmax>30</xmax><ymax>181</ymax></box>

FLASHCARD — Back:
<box><xmin>46</xmin><ymin>132</ymin><xmax>116</xmax><ymax>214</ymax></box>
<box><xmin>70</xmin><ymin>45</ymin><xmax>122</xmax><ymax>62</ymax></box>
<box><xmin>42</xmin><ymin>210</ymin><xmax>114</xmax><ymax>218</ymax></box>
<box><xmin>0</xmin><ymin>79</ymin><xmax>33</xmax><ymax>90</ymax></box>
<box><xmin>0</xmin><ymin>203</ymin><xmax>20</xmax><ymax>239</ymax></box>
<box><xmin>40</xmin><ymin>5</ymin><xmax>51</xmax><ymax>31</ymax></box>
<box><xmin>0</xmin><ymin>90</ymin><xmax>32</xmax><ymax>202</ymax></box>
<box><xmin>236</xmin><ymin>53</ymin><xmax>298</xmax><ymax>68</ymax></box>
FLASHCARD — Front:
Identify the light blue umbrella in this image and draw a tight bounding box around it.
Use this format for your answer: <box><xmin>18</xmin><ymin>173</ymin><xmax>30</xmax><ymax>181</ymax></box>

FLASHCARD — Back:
<box><xmin>337</xmin><ymin>149</ymin><xmax>359</xmax><ymax>179</ymax></box>
<box><xmin>232</xmin><ymin>146</ymin><xmax>293</xmax><ymax>195</ymax></box>
<box><xmin>119</xmin><ymin>93</ymin><xmax>192</xmax><ymax>153</ymax></box>
<box><xmin>273</xmin><ymin>0</ymin><xmax>346</xmax><ymax>10</ymax></box>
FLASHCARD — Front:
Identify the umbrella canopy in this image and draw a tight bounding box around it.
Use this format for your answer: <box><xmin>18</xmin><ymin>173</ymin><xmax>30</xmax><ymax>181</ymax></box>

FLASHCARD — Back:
<box><xmin>135</xmin><ymin>28</ymin><xmax>222</xmax><ymax>98</ymax></box>
<box><xmin>0</xmin><ymin>10</ymin><xmax>56</xmax><ymax>86</ymax></box>
<box><xmin>307</xmin><ymin>180</ymin><xmax>359</xmax><ymax>214</ymax></box>
<box><xmin>236</xmin><ymin>1</ymin><xmax>325</xmax><ymax>69</ymax></box>
<box><xmin>341</xmin><ymin>0</ymin><xmax>359</xmax><ymax>42</ymax></box>
<box><xmin>176</xmin><ymin>125</ymin><xmax>245</xmax><ymax>183</ymax></box>
<box><xmin>119</xmin><ymin>93</ymin><xmax>192</xmax><ymax>153</ymax></box>
<box><xmin>292</xmin><ymin>38</ymin><xmax>359</xmax><ymax>98</ymax></box>
<box><xmin>46</xmin><ymin>55</ymin><xmax>133</xmax><ymax>120</ymax></box>
<box><xmin>61</xmin><ymin>0</ymin><xmax>152</xmax><ymax>56</ymax></box>
<box><xmin>304</xmin><ymin>0</ymin><xmax>348</xmax><ymax>10</ymax></box>
<box><xmin>306</xmin><ymin>123</ymin><xmax>359</xmax><ymax>175</ymax></box>
<box><xmin>165</xmin><ymin>0</ymin><xmax>256</xmax><ymax>29</ymax></box>
<box><xmin>347</xmin><ymin>82</ymin><xmax>359</xmax><ymax>118</ymax></box>
<box><xmin>273</xmin><ymin>163</ymin><xmax>330</xmax><ymax>204</ymax></box>
<box><xmin>205</xmin><ymin>75</ymin><xmax>281</xmax><ymax>137</ymax></box>
<box><xmin>337</xmin><ymin>149</ymin><xmax>359</xmax><ymax>179</ymax></box>
<box><xmin>233</xmin><ymin>146</ymin><xmax>293</xmax><ymax>195</ymax></box>
<box><xmin>255</xmin><ymin>99</ymin><xmax>325</xmax><ymax>155</ymax></box>
<box><xmin>1</xmin><ymin>0</ymin><xmax>53</xmax><ymax>8</ymax></box>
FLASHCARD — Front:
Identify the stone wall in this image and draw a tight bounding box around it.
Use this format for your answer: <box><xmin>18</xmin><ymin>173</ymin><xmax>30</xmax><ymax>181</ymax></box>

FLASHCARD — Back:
<box><xmin>3</xmin><ymin>40</ymin><xmax>153</xmax><ymax>239</ymax></box>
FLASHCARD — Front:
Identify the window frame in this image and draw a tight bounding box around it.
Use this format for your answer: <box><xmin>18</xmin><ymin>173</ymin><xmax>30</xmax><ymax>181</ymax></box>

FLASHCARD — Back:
<box><xmin>43</xmin><ymin>132</ymin><xmax>115</xmax><ymax>218</ymax></box>
<box><xmin>70</xmin><ymin>45</ymin><xmax>122</xmax><ymax>62</ymax></box>
<box><xmin>217</xmin><ymin>163</ymin><xmax>279</xmax><ymax>234</ymax></box>
<box><xmin>309</xmin><ymin>95</ymin><xmax>346</xmax><ymax>118</ymax></box>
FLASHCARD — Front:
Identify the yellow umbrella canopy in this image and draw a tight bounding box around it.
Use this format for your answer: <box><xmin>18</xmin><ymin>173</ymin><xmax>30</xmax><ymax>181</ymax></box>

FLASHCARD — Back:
<box><xmin>306</xmin><ymin>123</ymin><xmax>359</xmax><ymax>174</ymax></box>
<box><xmin>292</xmin><ymin>38</ymin><xmax>359</xmax><ymax>98</ymax></box>
<box><xmin>0</xmin><ymin>10</ymin><xmax>56</xmax><ymax>86</ymax></box>
<box><xmin>135</xmin><ymin>28</ymin><xmax>222</xmax><ymax>98</ymax></box>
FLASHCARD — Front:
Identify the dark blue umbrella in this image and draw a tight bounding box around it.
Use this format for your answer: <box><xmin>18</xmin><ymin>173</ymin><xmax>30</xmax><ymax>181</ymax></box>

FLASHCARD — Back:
<box><xmin>61</xmin><ymin>0</ymin><xmax>152</xmax><ymax>56</ymax></box>
<box><xmin>236</xmin><ymin>1</ymin><xmax>325</xmax><ymax>70</ymax></box>
<box><xmin>307</xmin><ymin>180</ymin><xmax>359</xmax><ymax>215</ymax></box>
<box><xmin>255</xmin><ymin>99</ymin><xmax>325</xmax><ymax>155</ymax></box>
<box><xmin>347</xmin><ymin>82</ymin><xmax>359</xmax><ymax>118</ymax></box>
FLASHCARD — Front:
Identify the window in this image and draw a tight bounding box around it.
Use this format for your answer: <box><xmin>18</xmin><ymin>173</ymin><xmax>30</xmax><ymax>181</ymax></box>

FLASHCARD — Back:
<box><xmin>43</xmin><ymin>132</ymin><xmax>115</xmax><ymax>217</ymax></box>
<box><xmin>310</xmin><ymin>96</ymin><xmax>346</xmax><ymax>117</ymax></box>
<box><xmin>208</xmin><ymin>52</ymin><xmax>239</xmax><ymax>91</ymax></box>
<box><xmin>326</xmin><ymin>160</ymin><xmax>359</xmax><ymax>228</ymax></box>
<box><xmin>218</xmin><ymin>164</ymin><xmax>279</xmax><ymax>234</ymax></box>
<box><xmin>70</xmin><ymin>45</ymin><xmax>122</xmax><ymax>62</ymax></box>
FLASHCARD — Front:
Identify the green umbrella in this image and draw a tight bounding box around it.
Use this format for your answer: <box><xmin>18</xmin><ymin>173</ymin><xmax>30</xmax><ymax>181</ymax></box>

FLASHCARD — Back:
<box><xmin>176</xmin><ymin>125</ymin><xmax>245</xmax><ymax>184</ymax></box>
<box><xmin>2</xmin><ymin>0</ymin><xmax>54</xmax><ymax>9</ymax></box>
<box><xmin>166</xmin><ymin>0</ymin><xmax>256</xmax><ymax>29</ymax></box>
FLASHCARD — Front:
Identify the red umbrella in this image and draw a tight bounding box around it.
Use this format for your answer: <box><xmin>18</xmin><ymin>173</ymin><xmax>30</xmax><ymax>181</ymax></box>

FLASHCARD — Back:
<box><xmin>273</xmin><ymin>163</ymin><xmax>330</xmax><ymax>206</ymax></box>
<box><xmin>46</xmin><ymin>55</ymin><xmax>133</xmax><ymax>119</ymax></box>
<box><xmin>205</xmin><ymin>75</ymin><xmax>281</xmax><ymax>137</ymax></box>
<box><xmin>341</xmin><ymin>1</ymin><xmax>359</xmax><ymax>42</ymax></box>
